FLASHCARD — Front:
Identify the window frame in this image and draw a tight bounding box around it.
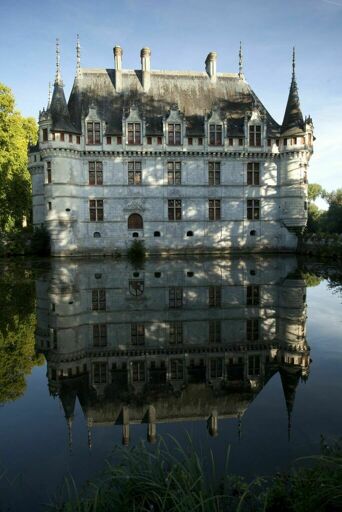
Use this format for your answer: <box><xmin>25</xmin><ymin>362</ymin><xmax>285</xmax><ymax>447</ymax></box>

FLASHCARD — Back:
<box><xmin>249</xmin><ymin>125</ymin><xmax>261</xmax><ymax>147</ymax></box>
<box><xmin>167</xmin><ymin>161</ymin><xmax>181</xmax><ymax>185</ymax></box>
<box><xmin>247</xmin><ymin>199</ymin><xmax>260</xmax><ymax>220</ymax></box>
<box><xmin>247</xmin><ymin>162</ymin><xmax>260</xmax><ymax>186</ymax></box>
<box><xmin>208</xmin><ymin>161</ymin><xmax>221</xmax><ymax>186</ymax></box>
<box><xmin>89</xmin><ymin>199</ymin><xmax>104</xmax><ymax>222</ymax></box>
<box><xmin>209</xmin><ymin>124</ymin><xmax>223</xmax><ymax>146</ymax></box>
<box><xmin>209</xmin><ymin>199</ymin><xmax>221</xmax><ymax>221</ymax></box>
<box><xmin>93</xmin><ymin>324</ymin><xmax>107</xmax><ymax>347</ymax></box>
<box><xmin>127</xmin><ymin>122</ymin><xmax>141</xmax><ymax>145</ymax></box>
<box><xmin>87</xmin><ymin>122</ymin><xmax>101</xmax><ymax>145</ymax></box>
<box><xmin>168</xmin><ymin>199</ymin><xmax>182</xmax><ymax>221</ymax></box>
<box><xmin>91</xmin><ymin>288</ymin><xmax>106</xmax><ymax>311</ymax></box>
<box><xmin>131</xmin><ymin>323</ymin><xmax>145</xmax><ymax>345</ymax></box>
<box><xmin>128</xmin><ymin>161</ymin><xmax>142</xmax><ymax>185</ymax></box>
<box><xmin>89</xmin><ymin>161</ymin><xmax>103</xmax><ymax>185</ymax></box>
<box><xmin>167</xmin><ymin>123</ymin><xmax>181</xmax><ymax>145</ymax></box>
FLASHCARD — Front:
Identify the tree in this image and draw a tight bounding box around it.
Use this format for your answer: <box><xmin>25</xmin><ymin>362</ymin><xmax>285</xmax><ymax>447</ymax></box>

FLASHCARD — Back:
<box><xmin>321</xmin><ymin>188</ymin><xmax>342</xmax><ymax>234</ymax></box>
<box><xmin>307</xmin><ymin>183</ymin><xmax>324</xmax><ymax>233</ymax></box>
<box><xmin>0</xmin><ymin>83</ymin><xmax>37</xmax><ymax>233</ymax></box>
<box><xmin>308</xmin><ymin>183</ymin><xmax>323</xmax><ymax>202</ymax></box>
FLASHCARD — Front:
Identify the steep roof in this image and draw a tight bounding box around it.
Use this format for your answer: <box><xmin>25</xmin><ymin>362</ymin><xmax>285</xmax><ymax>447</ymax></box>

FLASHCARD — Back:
<box><xmin>281</xmin><ymin>52</ymin><xmax>304</xmax><ymax>135</ymax></box>
<box><xmin>67</xmin><ymin>69</ymin><xmax>280</xmax><ymax>136</ymax></box>
<box><xmin>49</xmin><ymin>82</ymin><xmax>80</xmax><ymax>134</ymax></box>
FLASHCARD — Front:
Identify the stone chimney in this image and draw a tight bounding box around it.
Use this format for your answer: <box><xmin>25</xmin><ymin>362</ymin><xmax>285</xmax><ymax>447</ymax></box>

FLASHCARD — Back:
<box><xmin>113</xmin><ymin>45</ymin><xmax>123</xmax><ymax>92</ymax></box>
<box><xmin>205</xmin><ymin>52</ymin><xmax>217</xmax><ymax>82</ymax></box>
<box><xmin>141</xmin><ymin>47</ymin><xmax>151</xmax><ymax>92</ymax></box>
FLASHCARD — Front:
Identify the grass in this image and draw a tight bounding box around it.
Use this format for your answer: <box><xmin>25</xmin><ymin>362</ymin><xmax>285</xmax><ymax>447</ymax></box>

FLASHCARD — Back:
<box><xmin>45</xmin><ymin>436</ymin><xmax>342</xmax><ymax>512</ymax></box>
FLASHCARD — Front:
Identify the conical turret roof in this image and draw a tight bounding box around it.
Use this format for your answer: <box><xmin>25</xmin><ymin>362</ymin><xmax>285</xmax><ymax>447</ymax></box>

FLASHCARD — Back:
<box><xmin>281</xmin><ymin>49</ymin><xmax>304</xmax><ymax>135</ymax></box>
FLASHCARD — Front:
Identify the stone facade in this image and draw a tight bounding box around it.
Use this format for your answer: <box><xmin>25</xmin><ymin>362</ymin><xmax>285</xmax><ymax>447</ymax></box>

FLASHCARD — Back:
<box><xmin>29</xmin><ymin>43</ymin><xmax>314</xmax><ymax>256</ymax></box>
<box><xmin>35</xmin><ymin>256</ymin><xmax>309</xmax><ymax>444</ymax></box>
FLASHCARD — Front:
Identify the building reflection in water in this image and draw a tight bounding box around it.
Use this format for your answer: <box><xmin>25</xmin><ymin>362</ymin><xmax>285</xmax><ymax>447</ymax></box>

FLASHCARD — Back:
<box><xmin>35</xmin><ymin>256</ymin><xmax>309</xmax><ymax>449</ymax></box>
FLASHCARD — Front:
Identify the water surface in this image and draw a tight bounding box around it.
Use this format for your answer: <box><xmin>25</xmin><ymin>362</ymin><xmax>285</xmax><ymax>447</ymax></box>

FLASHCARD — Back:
<box><xmin>0</xmin><ymin>256</ymin><xmax>341</xmax><ymax>511</ymax></box>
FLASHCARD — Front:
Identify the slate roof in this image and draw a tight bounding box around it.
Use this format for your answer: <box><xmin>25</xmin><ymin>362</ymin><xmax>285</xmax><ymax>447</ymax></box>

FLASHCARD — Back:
<box><xmin>49</xmin><ymin>83</ymin><xmax>80</xmax><ymax>134</ymax></box>
<box><xmin>64</xmin><ymin>68</ymin><xmax>281</xmax><ymax>136</ymax></box>
<box><xmin>281</xmin><ymin>75</ymin><xmax>304</xmax><ymax>135</ymax></box>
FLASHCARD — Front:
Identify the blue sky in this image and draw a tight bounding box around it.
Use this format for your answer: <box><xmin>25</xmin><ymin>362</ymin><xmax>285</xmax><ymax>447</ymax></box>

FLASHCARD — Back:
<box><xmin>1</xmin><ymin>0</ymin><xmax>341</xmax><ymax>192</ymax></box>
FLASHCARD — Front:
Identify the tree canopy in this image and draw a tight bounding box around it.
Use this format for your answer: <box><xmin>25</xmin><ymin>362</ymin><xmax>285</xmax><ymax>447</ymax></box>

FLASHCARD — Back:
<box><xmin>307</xmin><ymin>182</ymin><xmax>342</xmax><ymax>235</ymax></box>
<box><xmin>0</xmin><ymin>83</ymin><xmax>37</xmax><ymax>233</ymax></box>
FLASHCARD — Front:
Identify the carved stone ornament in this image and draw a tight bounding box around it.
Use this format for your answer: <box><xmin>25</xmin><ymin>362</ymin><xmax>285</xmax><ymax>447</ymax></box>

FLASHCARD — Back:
<box><xmin>124</xmin><ymin>199</ymin><xmax>146</xmax><ymax>212</ymax></box>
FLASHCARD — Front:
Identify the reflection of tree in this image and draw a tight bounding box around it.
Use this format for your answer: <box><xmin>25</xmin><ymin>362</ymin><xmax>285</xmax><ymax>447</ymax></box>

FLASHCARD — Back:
<box><xmin>0</xmin><ymin>265</ymin><xmax>43</xmax><ymax>404</ymax></box>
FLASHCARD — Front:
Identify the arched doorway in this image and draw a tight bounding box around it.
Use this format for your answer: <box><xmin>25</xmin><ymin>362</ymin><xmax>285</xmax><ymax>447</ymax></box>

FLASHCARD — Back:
<box><xmin>128</xmin><ymin>213</ymin><xmax>143</xmax><ymax>230</ymax></box>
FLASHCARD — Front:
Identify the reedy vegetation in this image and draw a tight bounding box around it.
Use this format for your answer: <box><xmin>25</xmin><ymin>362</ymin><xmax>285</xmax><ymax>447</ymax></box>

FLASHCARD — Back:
<box><xmin>48</xmin><ymin>436</ymin><xmax>342</xmax><ymax>512</ymax></box>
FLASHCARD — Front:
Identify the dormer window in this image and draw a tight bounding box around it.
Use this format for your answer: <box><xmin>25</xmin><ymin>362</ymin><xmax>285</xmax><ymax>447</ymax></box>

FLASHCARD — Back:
<box><xmin>209</xmin><ymin>124</ymin><xmax>222</xmax><ymax>146</ymax></box>
<box><xmin>127</xmin><ymin>123</ymin><xmax>141</xmax><ymax>145</ymax></box>
<box><xmin>87</xmin><ymin>122</ymin><xmax>101</xmax><ymax>144</ymax></box>
<box><xmin>168</xmin><ymin>123</ymin><xmax>181</xmax><ymax>145</ymax></box>
<box><xmin>42</xmin><ymin>128</ymin><xmax>48</xmax><ymax>142</ymax></box>
<box><xmin>249</xmin><ymin>125</ymin><xmax>261</xmax><ymax>147</ymax></box>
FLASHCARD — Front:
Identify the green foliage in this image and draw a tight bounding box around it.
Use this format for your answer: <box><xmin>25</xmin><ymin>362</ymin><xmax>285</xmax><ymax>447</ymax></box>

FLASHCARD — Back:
<box><xmin>308</xmin><ymin>183</ymin><xmax>323</xmax><ymax>202</ymax></box>
<box><xmin>0</xmin><ymin>83</ymin><xmax>38</xmax><ymax>233</ymax></box>
<box><xmin>31</xmin><ymin>225</ymin><xmax>51</xmax><ymax>256</ymax></box>
<box><xmin>301</xmin><ymin>272</ymin><xmax>322</xmax><ymax>288</ymax></box>
<box><xmin>0</xmin><ymin>263</ymin><xmax>43</xmax><ymax>404</ymax></box>
<box><xmin>127</xmin><ymin>239</ymin><xmax>146</xmax><ymax>264</ymax></box>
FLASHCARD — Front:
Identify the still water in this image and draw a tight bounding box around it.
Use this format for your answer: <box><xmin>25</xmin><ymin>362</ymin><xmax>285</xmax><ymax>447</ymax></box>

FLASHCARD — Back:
<box><xmin>0</xmin><ymin>256</ymin><xmax>341</xmax><ymax>511</ymax></box>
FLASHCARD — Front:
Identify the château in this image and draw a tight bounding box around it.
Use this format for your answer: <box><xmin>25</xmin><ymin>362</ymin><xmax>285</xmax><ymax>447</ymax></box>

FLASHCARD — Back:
<box><xmin>29</xmin><ymin>39</ymin><xmax>314</xmax><ymax>255</ymax></box>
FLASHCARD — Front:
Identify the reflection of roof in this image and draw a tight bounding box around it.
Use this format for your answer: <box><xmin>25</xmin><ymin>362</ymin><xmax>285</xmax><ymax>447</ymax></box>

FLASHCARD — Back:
<box><xmin>65</xmin><ymin>69</ymin><xmax>280</xmax><ymax>135</ymax></box>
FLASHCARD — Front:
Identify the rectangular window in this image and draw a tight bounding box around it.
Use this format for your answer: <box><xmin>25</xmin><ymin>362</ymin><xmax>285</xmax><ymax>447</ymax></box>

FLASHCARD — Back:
<box><xmin>92</xmin><ymin>288</ymin><xmax>106</xmax><ymax>311</ymax></box>
<box><xmin>198</xmin><ymin>137</ymin><xmax>203</xmax><ymax>145</ymax></box>
<box><xmin>42</xmin><ymin>128</ymin><xmax>48</xmax><ymax>142</ymax></box>
<box><xmin>89</xmin><ymin>162</ymin><xmax>103</xmax><ymax>185</ymax></box>
<box><xmin>209</xmin><ymin>320</ymin><xmax>221</xmax><ymax>343</ymax></box>
<box><xmin>267</xmin><ymin>138</ymin><xmax>271</xmax><ymax>147</ymax></box>
<box><xmin>248</xmin><ymin>355</ymin><xmax>261</xmax><ymax>376</ymax></box>
<box><xmin>87</xmin><ymin>122</ymin><xmax>101</xmax><ymax>145</ymax></box>
<box><xmin>284</xmin><ymin>138</ymin><xmax>288</xmax><ymax>146</ymax></box>
<box><xmin>209</xmin><ymin>286</ymin><xmax>221</xmax><ymax>307</ymax></box>
<box><xmin>117</xmin><ymin>135</ymin><xmax>122</xmax><ymax>144</ymax></box>
<box><xmin>147</xmin><ymin>136</ymin><xmax>152</xmax><ymax>144</ymax></box>
<box><xmin>209</xmin><ymin>358</ymin><xmax>223</xmax><ymax>379</ymax></box>
<box><xmin>247</xmin><ymin>162</ymin><xmax>260</xmax><ymax>185</ymax></box>
<box><xmin>169</xmin><ymin>287</ymin><xmax>183</xmax><ymax>308</ymax></box>
<box><xmin>106</xmin><ymin>136</ymin><xmax>111</xmax><ymax>144</ymax></box>
<box><xmin>93</xmin><ymin>362</ymin><xmax>107</xmax><ymax>384</ymax></box>
<box><xmin>169</xmin><ymin>322</ymin><xmax>183</xmax><ymax>344</ymax></box>
<box><xmin>127</xmin><ymin>123</ymin><xmax>141</xmax><ymax>145</ymax></box>
<box><xmin>93</xmin><ymin>324</ymin><xmax>107</xmax><ymax>347</ymax></box>
<box><xmin>246</xmin><ymin>285</ymin><xmax>260</xmax><ymax>306</ymax></box>
<box><xmin>131</xmin><ymin>323</ymin><xmax>145</xmax><ymax>345</ymax></box>
<box><xmin>76</xmin><ymin>135</ymin><xmax>81</xmax><ymax>144</ymax></box>
<box><xmin>239</xmin><ymin>138</ymin><xmax>243</xmax><ymax>146</ymax></box>
<box><xmin>246</xmin><ymin>319</ymin><xmax>259</xmax><ymax>341</ymax></box>
<box><xmin>170</xmin><ymin>359</ymin><xmax>184</xmax><ymax>380</ymax></box>
<box><xmin>228</xmin><ymin>137</ymin><xmax>234</xmax><ymax>146</ymax></box>
<box><xmin>247</xmin><ymin>199</ymin><xmax>260</xmax><ymax>220</ymax></box>
<box><xmin>69</xmin><ymin>134</ymin><xmax>73</xmax><ymax>143</ymax></box>
<box><xmin>209</xmin><ymin>199</ymin><xmax>221</xmax><ymax>221</ymax></box>
<box><xmin>89</xmin><ymin>199</ymin><xmax>104</xmax><ymax>221</ymax></box>
<box><xmin>128</xmin><ymin>161</ymin><xmax>142</xmax><ymax>185</ymax></box>
<box><xmin>47</xmin><ymin>161</ymin><xmax>52</xmax><ymax>183</ymax></box>
<box><xmin>209</xmin><ymin>124</ymin><xmax>222</xmax><ymax>146</ymax></box>
<box><xmin>60</xmin><ymin>132</ymin><xmax>65</xmax><ymax>142</ymax></box>
<box><xmin>157</xmin><ymin>136</ymin><xmax>162</xmax><ymax>145</ymax></box>
<box><xmin>208</xmin><ymin>162</ymin><xmax>220</xmax><ymax>186</ymax></box>
<box><xmin>168</xmin><ymin>199</ymin><xmax>182</xmax><ymax>221</ymax></box>
<box><xmin>132</xmin><ymin>361</ymin><xmax>145</xmax><ymax>382</ymax></box>
<box><xmin>167</xmin><ymin>161</ymin><xmax>181</xmax><ymax>185</ymax></box>
<box><xmin>292</xmin><ymin>137</ymin><xmax>297</xmax><ymax>145</ymax></box>
<box><xmin>249</xmin><ymin>125</ymin><xmax>261</xmax><ymax>147</ymax></box>
<box><xmin>48</xmin><ymin>201</ymin><xmax>52</xmax><ymax>211</ymax></box>
<box><xmin>188</xmin><ymin>137</ymin><xmax>193</xmax><ymax>145</ymax></box>
<box><xmin>168</xmin><ymin>123</ymin><xmax>181</xmax><ymax>145</ymax></box>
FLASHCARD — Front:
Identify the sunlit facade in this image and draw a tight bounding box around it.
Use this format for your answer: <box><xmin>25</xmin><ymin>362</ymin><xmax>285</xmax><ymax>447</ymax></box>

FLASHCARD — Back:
<box><xmin>29</xmin><ymin>42</ymin><xmax>314</xmax><ymax>255</ymax></box>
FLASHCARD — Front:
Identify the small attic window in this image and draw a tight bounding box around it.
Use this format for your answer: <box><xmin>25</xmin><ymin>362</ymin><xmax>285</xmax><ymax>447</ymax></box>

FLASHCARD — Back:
<box><xmin>42</xmin><ymin>128</ymin><xmax>48</xmax><ymax>142</ymax></box>
<box><xmin>76</xmin><ymin>135</ymin><xmax>81</xmax><ymax>144</ymax></box>
<box><xmin>157</xmin><ymin>136</ymin><xmax>162</xmax><ymax>145</ymax></box>
<box><xmin>106</xmin><ymin>136</ymin><xmax>112</xmax><ymax>144</ymax></box>
<box><xmin>198</xmin><ymin>137</ymin><xmax>203</xmax><ymax>145</ymax></box>
<box><xmin>239</xmin><ymin>138</ymin><xmax>243</xmax><ymax>146</ymax></box>
<box><xmin>87</xmin><ymin>122</ymin><xmax>101</xmax><ymax>145</ymax></box>
<box><xmin>117</xmin><ymin>135</ymin><xmax>122</xmax><ymax>144</ymax></box>
<box><xmin>147</xmin><ymin>136</ymin><xmax>152</xmax><ymax>144</ymax></box>
<box><xmin>188</xmin><ymin>137</ymin><xmax>193</xmax><ymax>145</ymax></box>
<box><xmin>60</xmin><ymin>133</ymin><xmax>65</xmax><ymax>142</ymax></box>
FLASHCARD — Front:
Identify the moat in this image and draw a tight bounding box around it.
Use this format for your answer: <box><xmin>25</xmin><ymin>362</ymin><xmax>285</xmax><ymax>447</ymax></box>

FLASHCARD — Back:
<box><xmin>0</xmin><ymin>255</ymin><xmax>341</xmax><ymax>511</ymax></box>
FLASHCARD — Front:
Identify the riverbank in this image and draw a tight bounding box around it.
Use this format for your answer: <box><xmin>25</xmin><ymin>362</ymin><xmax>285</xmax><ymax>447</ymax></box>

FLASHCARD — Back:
<box><xmin>298</xmin><ymin>233</ymin><xmax>342</xmax><ymax>260</ymax></box>
<box><xmin>50</xmin><ymin>437</ymin><xmax>341</xmax><ymax>512</ymax></box>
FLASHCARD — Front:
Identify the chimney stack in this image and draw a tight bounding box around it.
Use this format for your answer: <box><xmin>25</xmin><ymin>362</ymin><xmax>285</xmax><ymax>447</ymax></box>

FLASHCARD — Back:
<box><xmin>113</xmin><ymin>45</ymin><xmax>123</xmax><ymax>92</ymax></box>
<box><xmin>141</xmin><ymin>47</ymin><xmax>151</xmax><ymax>92</ymax></box>
<box><xmin>205</xmin><ymin>52</ymin><xmax>217</xmax><ymax>82</ymax></box>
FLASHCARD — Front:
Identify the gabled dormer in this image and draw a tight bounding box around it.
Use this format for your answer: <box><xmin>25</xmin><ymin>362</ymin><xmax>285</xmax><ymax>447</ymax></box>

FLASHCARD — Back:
<box><xmin>165</xmin><ymin>105</ymin><xmax>184</xmax><ymax>146</ymax></box>
<box><xmin>124</xmin><ymin>105</ymin><xmax>143</xmax><ymax>146</ymax></box>
<box><xmin>246</xmin><ymin>109</ymin><xmax>266</xmax><ymax>148</ymax></box>
<box><xmin>207</xmin><ymin>107</ymin><xmax>224</xmax><ymax>146</ymax></box>
<box><xmin>85</xmin><ymin>104</ymin><xmax>103</xmax><ymax>146</ymax></box>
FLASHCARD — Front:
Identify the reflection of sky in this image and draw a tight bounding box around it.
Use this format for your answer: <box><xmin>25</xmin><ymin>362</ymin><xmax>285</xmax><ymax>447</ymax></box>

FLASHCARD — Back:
<box><xmin>0</xmin><ymin>278</ymin><xmax>342</xmax><ymax>511</ymax></box>
<box><xmin>1</xmin><ymin>0</ymin><xmax>341</xmax><ymax>191</ymax></box>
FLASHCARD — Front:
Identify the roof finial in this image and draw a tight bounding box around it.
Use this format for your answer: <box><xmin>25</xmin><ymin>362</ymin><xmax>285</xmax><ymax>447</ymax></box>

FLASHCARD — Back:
<box><xmin>76</xmin><ymin>34</ymin><xmax>81</xmax><ymax>77</ymax></box>
<box><xmin>292</xmin><ymin>46</ymin><xmax>296</xmax><ymax>80</ymax></box>
<box><xmin>47</xmin><ymin>81</ymin><xmax>52</xmax><ymax>108</ymax></box>
<box><xmin>238</xmin><ymin>41</ymin><xmax>244</xmax><ymax>78</ymax></box>
<box><xmin>55</xmin><ymin>38</ymin><xmax>63</xmax><ymax>86</ymax></box>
